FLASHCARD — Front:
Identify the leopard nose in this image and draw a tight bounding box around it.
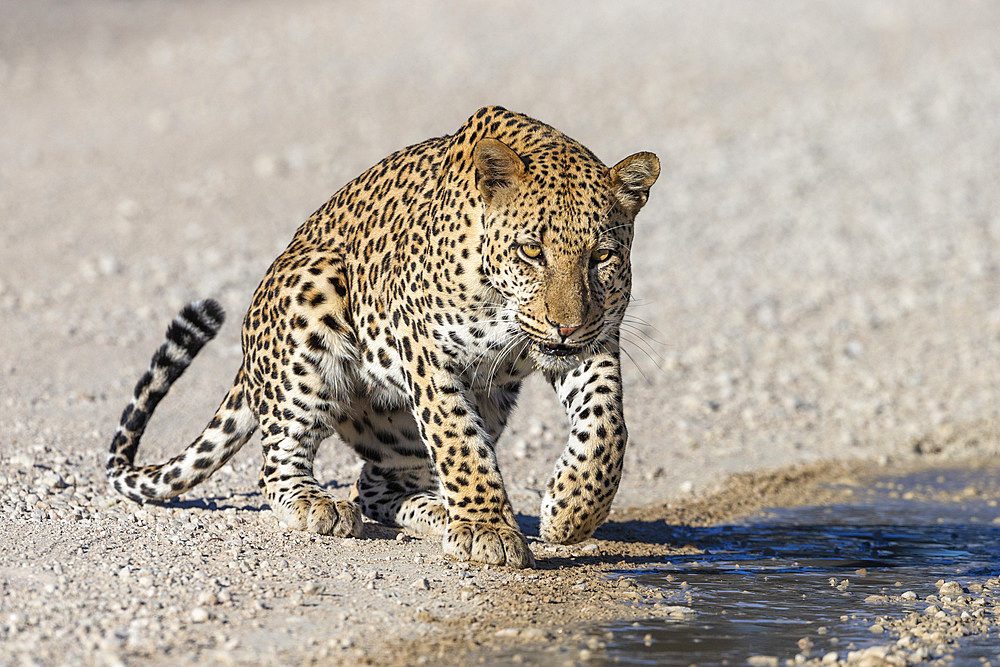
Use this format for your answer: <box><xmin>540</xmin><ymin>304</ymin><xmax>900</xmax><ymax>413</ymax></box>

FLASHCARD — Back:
<box><xmin>557</xmin><ymin>324</ymin><xmax>579</xmax><ymax>339</ymax></box>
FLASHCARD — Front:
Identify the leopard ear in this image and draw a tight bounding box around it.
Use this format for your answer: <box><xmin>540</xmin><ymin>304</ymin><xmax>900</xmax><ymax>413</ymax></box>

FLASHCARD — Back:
<box><xmin>611</xmin><ymin>152</ymin><xmax>660</xmax><ymax>216</ymax></box>
<box><xmin>473</xmin><ymin>138</ymin><xmax>526</xmax><ymax>206</ymax></box>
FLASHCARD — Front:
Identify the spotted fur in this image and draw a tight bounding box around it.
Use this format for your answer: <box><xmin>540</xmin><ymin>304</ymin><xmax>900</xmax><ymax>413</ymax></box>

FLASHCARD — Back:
<box><xmin>106</xmin><ymin>106</ymin><xmax>659</xmax><ymax>568</ymax></box>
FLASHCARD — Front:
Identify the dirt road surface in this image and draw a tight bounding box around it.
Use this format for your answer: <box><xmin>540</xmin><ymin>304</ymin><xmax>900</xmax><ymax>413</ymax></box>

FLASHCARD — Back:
<box><xmin>2</xmin><ymin>1</ymin><xmax>999</xmax><ymax>664</ymax></box>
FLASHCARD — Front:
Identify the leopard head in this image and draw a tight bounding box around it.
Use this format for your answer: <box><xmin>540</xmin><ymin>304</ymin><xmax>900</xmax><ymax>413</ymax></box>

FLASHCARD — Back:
<box><xmin>474</xmin><ymin>137</ymin><xmax>659</xmax><ymax>371</ymax></box>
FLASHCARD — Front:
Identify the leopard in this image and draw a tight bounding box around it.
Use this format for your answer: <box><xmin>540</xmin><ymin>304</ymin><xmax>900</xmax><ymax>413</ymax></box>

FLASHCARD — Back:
<box><xmin>106</xmin><ymin>106</ymin><xmax>659</xmax><ymax>568</ymax></box>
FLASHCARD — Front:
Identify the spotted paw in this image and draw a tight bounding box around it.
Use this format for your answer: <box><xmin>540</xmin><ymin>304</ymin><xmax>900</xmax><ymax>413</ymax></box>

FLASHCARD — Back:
<box><xmin>539</xmin><ymin>492</ymin><xmax>608</xmax><ymax>545</ymax></box>
<box><xmin>396</xmin><ymin>492</ymin><xmax>447</xmax><ymax>536</ymax></box>
<box><xmin>274</xmin><ymin>494</ymin><xmax>363</xmax><ymax>538</ymax></box>
<box><xmin>442</xmin><ymin>519</ymin><xmax>535</xmax><ymax>568</ymax></box>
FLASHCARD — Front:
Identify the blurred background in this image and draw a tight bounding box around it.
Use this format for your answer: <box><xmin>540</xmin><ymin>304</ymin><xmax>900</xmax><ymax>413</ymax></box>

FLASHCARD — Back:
<box><xmin>2</xmin><ymin>0</ymin><xmax>1000</xmax><ymax>508</ymax></box>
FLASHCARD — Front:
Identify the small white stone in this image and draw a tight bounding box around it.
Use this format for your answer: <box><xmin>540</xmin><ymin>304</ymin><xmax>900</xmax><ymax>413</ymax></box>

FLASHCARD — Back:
<box><xmin>938</xmin><ymin>581</ymin><xmax>964</xmax><ymax>597</ymax></box>
<box><xmin>197</xmin><ymin>591</ymin><xmax>219</xmax><ymax>606</ymax></box>
<box><xmin>513</xmin><ymin>439</ymin><xmax>530</xmax><ymax>459</ymax></box>
<box><xmin>97</xmin><ymin>254</ymin><xmax>122</xmax><ymax>277</ymax></box>
<box><xmin>41</xmin><ymin>471</ymin><xmax>67</xmax><ymax>490</ymax></box>
<box><xmin>190</xmin><ymin>607</ymin><xmax>210</xmax><ymax>623</ymax></box>
<box><xmin>746</xmin><ymin>657</ymin><xmax>779</xmax><ymax>667</ymax></box>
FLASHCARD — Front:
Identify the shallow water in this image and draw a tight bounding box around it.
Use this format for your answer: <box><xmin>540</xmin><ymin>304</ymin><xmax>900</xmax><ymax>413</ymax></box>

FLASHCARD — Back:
<box><xmin>506</xmin><ymin>467</ymin><xmax>1000</xmax><ymax>665</ymax></box>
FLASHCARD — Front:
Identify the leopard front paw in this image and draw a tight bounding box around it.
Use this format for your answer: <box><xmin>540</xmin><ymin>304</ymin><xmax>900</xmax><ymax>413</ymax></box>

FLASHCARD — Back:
<box><xmin>273</xmin><ymin>494</ymin><xmax>363</xmax><ymax>538</ymax></box>
<box><xmin>442</xmin><ymin>519</ymin><xmax>535</xmax><ymax>568</ymax></box>
<box><xmin>539</xmin><ymin>492</ymin><xmax>609</xmax><ymax>545</ymax></box>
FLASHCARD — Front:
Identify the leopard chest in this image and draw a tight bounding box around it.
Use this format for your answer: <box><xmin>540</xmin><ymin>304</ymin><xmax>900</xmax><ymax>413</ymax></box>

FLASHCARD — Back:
<box><xmin>434</xmin><ymin>308</ymin><xmax>534</xmax><ymax>393</ymax></box>
<box><xmin>350</xmin><ymin>305</ymin><xmax>532</xmax><ymax>408</ymax></box>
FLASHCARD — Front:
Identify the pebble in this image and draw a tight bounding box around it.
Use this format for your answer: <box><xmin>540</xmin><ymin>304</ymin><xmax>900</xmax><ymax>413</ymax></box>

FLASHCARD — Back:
<box><xmin>302</xmin><ymin>582</ymin><xmax>324</xmax><ymax>595</ymax></box>
<box><xmin>197</xmin><ymin>592</ymin><xmax>220</xmax><ymax>606</ymax></box>
<box><xmin>938</xmin><ymin>581</ymin><xmax>964</xmax><ymax>598</ymax></box>
<box><xmin>653</xmin><ymin>605</ymin><xmax>696</xmax><ymax>618</ymax></box>
<box><xmin>190</xmin><ymin>608</ymin><xmax>210</xmax><ymax>623</ymax></box>
<box><xmin>40</xmin><ymin>471</ymin><xmax>68</xmax><ymax>490</ymax></box>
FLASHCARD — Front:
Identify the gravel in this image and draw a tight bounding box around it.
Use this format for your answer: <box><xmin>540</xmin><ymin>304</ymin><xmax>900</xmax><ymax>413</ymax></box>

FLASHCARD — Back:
<box><xmin>798</xmin><ymin>576</ymin><xmax>1000</xmax><ymax>666</ymax></box>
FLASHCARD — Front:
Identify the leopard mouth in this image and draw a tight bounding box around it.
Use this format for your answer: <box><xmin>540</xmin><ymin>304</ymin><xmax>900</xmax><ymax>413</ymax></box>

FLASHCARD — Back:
<box><xmin>533</xmin><ymin>341</ymin><xmax>583</xmax><ymax>357</ymax></box>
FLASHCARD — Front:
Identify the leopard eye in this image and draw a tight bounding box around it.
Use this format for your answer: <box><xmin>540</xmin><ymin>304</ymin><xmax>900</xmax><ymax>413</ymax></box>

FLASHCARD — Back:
<box><xmin>591</xmin><ymin>248</ymin><xmax>612</xmax><ymax>263</ymax></box>
<box><xmin>519</xmin><ymin>243</ymin><xmax>543</xmax><ymax>260</ymax></box>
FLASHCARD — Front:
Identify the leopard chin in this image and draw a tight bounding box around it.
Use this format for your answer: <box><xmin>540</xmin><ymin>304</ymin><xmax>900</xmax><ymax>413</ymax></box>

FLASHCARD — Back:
<box><xmin>534</xmin><ymin>341</ymin><xmax>580</xmax><ymax>357</ymax></box>
<box><xmin>526</xmin><ymin>339</ymin><xmax>597</xmax><ymax>373</ymax></box>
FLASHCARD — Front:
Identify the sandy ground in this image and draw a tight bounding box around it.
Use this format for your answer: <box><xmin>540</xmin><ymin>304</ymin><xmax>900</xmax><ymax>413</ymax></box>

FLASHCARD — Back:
<box><xmin>3</xmin><ymin>1</ymin><xmax>1000</xmax><ymax>664</ymax></box>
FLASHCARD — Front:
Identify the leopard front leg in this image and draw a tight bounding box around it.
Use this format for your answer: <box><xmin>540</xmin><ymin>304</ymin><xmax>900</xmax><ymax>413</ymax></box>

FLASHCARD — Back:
<box><xmin>407</xmin><ymin>351</ymin><xmax>534</xmax><ymax>568</ymax></box>
<box><xmin>541</xmin><ymin>348</ymin><xmax>627</xmax><ymax>544</ymax></box>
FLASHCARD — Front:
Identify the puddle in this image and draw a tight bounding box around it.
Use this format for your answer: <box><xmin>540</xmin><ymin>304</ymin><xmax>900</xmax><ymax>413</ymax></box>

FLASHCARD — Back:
<box><xmin>502</xmin><ymin>467</ymin><xmax>1000</xmax><ymax>665</ymax></box>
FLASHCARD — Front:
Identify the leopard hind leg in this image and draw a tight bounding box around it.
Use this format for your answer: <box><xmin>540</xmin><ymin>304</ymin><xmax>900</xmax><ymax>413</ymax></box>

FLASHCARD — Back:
<box><xmin>258</xmin><ymin>426</ymin><xmax>363</xmax><ymax>537</ymax></box>
<box><xmin>339</xmin><ymin>401</ymin><xmax>447</xmax><ymax>536</ymax></box>
<box><xmin>250</xmin><ymin>253</ymin><xmax>363</xmax><ymax>538</ymax></box>
<box><xmin>350</xmin><ymin>461</ymin><xmax>446</xmax><ymax>536</ymax></box>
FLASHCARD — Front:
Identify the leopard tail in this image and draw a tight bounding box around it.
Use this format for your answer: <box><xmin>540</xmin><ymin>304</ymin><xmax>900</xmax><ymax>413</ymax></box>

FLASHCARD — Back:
<box><xmin>105</xmin><ymin>299</ymin><xmax>257</xmax><ymax>503</ymax></box>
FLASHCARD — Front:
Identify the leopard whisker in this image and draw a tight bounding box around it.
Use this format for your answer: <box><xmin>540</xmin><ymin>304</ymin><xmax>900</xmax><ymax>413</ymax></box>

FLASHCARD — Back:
<box><xmin>617</xmin><ymin>322</ymin><xmax>669</xmax><ymax>360</ymax></box>
<box><xmin>613</xmin><ymin>328</ymin><xmax>668</xmax><ymax>379</ymax></box>
<box><xmin>485</xmin><ymin>334</ymin><xmax>529</xmax><ymax>397</ymax></box>
<box><xmin>605</xmin><ymin>338</ymin><xmax>653</xmax><ymax>385</ymax></box>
